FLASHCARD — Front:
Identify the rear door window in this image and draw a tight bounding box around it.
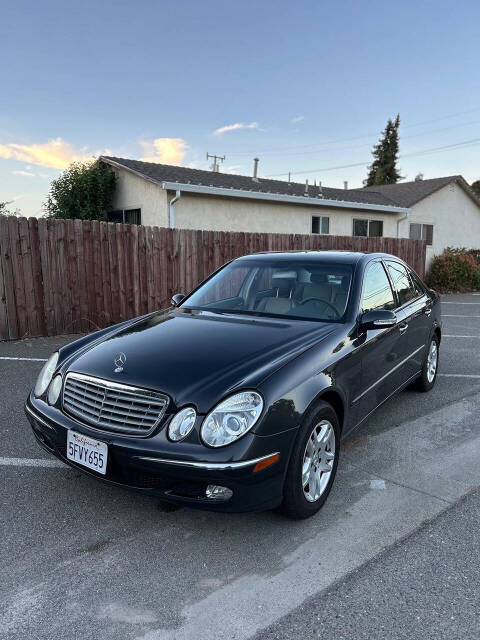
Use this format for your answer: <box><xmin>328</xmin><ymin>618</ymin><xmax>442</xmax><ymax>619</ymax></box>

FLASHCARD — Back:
<box><xmin>386</xmin><ymin>261</ymin><xmax>418</xmax><ymax>307</ymax></box>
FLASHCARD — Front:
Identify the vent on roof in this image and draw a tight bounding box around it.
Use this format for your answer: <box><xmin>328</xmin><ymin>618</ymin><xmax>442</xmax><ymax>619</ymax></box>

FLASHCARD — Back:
<box><xmin>253</xmin><ymin>157</ymin><xmax>259</xmax><ymax>182</ymax></box>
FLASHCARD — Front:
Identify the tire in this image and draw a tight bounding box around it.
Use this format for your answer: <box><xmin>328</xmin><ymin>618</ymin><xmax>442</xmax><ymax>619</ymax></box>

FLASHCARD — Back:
<box><xmin>414</xmin><ymin>334</ymin><xmax>439</xmax><ymax>392</ymax></box>
<box><xmin>279</xmin><ymin>401</ymin><xmax>340</xmax><ymax>519</ymax></box>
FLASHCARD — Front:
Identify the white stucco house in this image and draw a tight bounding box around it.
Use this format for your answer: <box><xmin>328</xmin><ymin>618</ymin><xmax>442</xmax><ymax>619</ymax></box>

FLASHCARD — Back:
<box><xmin>100</xmin><ymin>156</ymin><xmax>480</xmax><ymax>270</ymax></box>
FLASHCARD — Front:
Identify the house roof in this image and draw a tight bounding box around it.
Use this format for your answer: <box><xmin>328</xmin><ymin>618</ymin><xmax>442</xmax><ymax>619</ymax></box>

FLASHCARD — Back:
<box><xmin>362</xmin><ymin>175</ymin><xmax>480</xmax><ymax>208</ymax></box>
<box><xmin>100</xmin><ymin>156</ymin><xmax>479</xmax><ymax>212</ymax></box>
<box><xmin>100</xmin><ymin>156</ymin><xmax>400</xmax><ymax>209</ymax></box>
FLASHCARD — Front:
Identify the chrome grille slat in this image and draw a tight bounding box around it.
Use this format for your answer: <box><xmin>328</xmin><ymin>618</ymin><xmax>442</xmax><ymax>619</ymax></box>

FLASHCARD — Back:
<box><xmin>62</xmin><ymin>372</ymin><xmax>168</xmax><ymax>435</ymax></box>
<box><xmin>63</xmin><ymin>389</ymin><xmax>160</xmax><ymax>417</ymax></box>
<box><xmin>67</xmin><ymin>380</ymin><xmax>162</xmax><ymax>405</ymax></box>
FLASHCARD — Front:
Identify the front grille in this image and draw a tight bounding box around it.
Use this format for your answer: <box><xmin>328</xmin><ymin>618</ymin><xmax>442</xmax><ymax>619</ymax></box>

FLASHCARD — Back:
<box><xmin>62</xmin><ymin>372</ymin><xmax>169</xmax><ymax>435</ymax></box>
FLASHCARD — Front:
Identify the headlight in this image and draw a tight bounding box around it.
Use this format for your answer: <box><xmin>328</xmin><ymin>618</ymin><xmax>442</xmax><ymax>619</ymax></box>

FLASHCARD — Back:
<box><xmin>34</xmin><ymin>352</ymin><xmax>59</xmax><ymax>398</ymax></box>
<box><xmin>168</xmin><ymin>407</ymin><xmax>197</xmax><ymax>442</ymax></box>
<box><xmin>201</xmin><ymin>391</ymin><xmax>263</xmax><ymax>448</ymax></box>
<box><xmin>47</xmin><ymin>375</ymin><xmax>63</xmax><ymax>406</ymax></box>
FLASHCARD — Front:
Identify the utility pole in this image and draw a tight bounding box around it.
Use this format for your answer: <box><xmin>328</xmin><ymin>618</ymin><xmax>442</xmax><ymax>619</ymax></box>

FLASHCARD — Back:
<box><xmin>206</xmin><ymin>153</ymin><xmax>225</xmax><ymax>172</ymax></box>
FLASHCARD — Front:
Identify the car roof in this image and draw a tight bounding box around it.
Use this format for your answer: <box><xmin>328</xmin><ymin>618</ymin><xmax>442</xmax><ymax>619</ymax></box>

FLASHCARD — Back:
<box><xmin>234</xmin><ymin>250</ymin><xmax>400</xmax><ymax>266</ymax></box>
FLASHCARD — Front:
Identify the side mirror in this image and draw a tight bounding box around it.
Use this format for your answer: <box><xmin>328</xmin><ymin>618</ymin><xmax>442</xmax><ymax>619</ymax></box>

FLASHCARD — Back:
<box><xmin>171</xmin><ymin>293</ymin><xmax>186</xmax><ymax>307</ymax></box>
<box><xmin>360</xmin><ymin>309</ymin><xmax>397</xmax><ymax>331</ymax></box>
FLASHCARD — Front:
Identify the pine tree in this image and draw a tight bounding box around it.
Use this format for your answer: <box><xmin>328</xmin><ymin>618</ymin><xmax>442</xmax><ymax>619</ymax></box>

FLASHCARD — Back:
<box><xmin>365</xmin><ymin>115</ymin><xmax>403</xmax><ymax>186</ymax></box>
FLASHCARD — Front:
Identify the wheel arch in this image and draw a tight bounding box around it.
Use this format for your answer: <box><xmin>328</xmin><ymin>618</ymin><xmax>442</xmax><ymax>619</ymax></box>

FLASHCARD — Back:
<box><xmin>311</xmin><ymin>388</ymin><xmax>345</xmax><ymax>434</ymax></box>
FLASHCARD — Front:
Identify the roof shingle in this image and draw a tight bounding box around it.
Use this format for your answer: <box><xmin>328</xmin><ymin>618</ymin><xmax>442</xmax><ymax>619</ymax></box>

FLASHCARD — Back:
<box><xmin>101</xmin><ymin>157</ymin><xmax>480</xmax><ymax>211</ymax></box>
<box><xmin>100</xmin><ymin>156</ymin><xmax>399</xmax><ymax>208</ymax></box>
<box><xmin>362</xmin><ymin>175</ymin><xmax>480</xmax><ymax>208</ymax></box>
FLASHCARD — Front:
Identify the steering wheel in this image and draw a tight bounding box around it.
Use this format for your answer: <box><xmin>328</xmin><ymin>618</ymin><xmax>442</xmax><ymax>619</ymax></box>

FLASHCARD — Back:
<box><xmin>299</xmin><ymin>298</ymin><xmax>340</xmax><ymax>319</ymax></box>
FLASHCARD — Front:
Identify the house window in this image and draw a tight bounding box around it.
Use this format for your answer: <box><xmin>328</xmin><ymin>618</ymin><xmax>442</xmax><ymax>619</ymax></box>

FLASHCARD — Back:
<box><xmin>125</xmin><ymin>208</ymin><xmax>141</xmax><ymax>225</ymax></box>
<box><xmin>409</xmin><ymin>223</ymin><xmax>433</xmax><ymax>246</ymax></box>
<box><xmin>312</xmin><ymin>216</ymin><xmax>330</xmax><ymax>234</ymax></box>
<box><xmin>353</xmin><ymin>219</ymin><xmax>383</xmax><ymax>238</ymax></box>
<box><xmin>106</xmin><ymin>208</ymin><xmax>141</xmax><ymax>225</ymax></box>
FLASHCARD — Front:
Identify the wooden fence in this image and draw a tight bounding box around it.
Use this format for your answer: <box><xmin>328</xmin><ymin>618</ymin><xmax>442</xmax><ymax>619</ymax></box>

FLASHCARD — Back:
<box><xmin>0</xmin><ymin>215</ymin><xmax>426</xmax><ymax>340</ymax></box>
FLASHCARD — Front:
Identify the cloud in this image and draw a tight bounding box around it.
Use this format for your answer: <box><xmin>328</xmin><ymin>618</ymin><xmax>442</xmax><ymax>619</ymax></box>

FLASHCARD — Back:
<box><xmin>222</xmin><ymin>165</ymin><xmax>242</xmax><ymax>174</ymax></box>
<box><xmin>12</xmin><ymin>170</ymin><xmax>35</xmax><ymax>177</ymax></box>
<box><xmin>291</xmin><ymin>116</ymin><xmax>305</xmax><ymax>123</ymax></box>
<box><xmin>140</xmin><ymin>138</ymin><xmax>188</xmax><ymax>165</ymax></box>
<box><xmin>214</xmin><ymin>122</ymin><xmax>259</xmax><ymax>135</ymax></box>
<box><xmin>0</xmin><ymin>137</ymin><xmax>101</xmax><ymax>169</ymax></box>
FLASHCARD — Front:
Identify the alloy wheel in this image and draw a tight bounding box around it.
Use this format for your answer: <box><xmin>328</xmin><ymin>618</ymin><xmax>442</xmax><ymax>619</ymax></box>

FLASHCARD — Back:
<box><xmin>302</xmin><ymin>420</ymin><xmax>336</xmax><ymax>503</ymax></box>
<box><xmin>427</xmin><ymin>340</ymin><xmax>438</xmax><ymax>383</ymax></box>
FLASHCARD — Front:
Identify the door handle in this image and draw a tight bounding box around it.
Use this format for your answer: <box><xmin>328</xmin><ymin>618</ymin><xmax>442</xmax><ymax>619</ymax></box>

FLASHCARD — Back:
<box><xmin>399</xmin><ymin>322</ymin><xmax>409</xmax><ymax>334</ymax></box>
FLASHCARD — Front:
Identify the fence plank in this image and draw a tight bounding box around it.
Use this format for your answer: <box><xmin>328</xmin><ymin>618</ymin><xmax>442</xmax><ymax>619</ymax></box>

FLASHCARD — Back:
<box><xmin>107</xmin><ymin>222</ymin><xmax>120</xmax><ymax>321</ymax></box>
<box><xmin>0</xmin><ymin>218</ymin><xmax>12</xmax><ymax>339</ymax></box>
<box><xmin>8</xmin><ymin>216</ymin><xmax>28</xmax><ymax>338</ymax></box>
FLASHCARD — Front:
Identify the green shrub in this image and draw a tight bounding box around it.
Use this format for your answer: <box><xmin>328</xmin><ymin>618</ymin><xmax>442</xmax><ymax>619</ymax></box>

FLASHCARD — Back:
<box><xmin>426</xmin><ymin>249</ymin><xmax>480</xmax><ymax>292</ymax></box>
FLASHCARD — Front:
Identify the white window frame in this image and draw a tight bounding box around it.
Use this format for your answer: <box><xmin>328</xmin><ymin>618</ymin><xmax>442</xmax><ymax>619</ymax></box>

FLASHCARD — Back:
<box><xmin>409</xmin><ymin>222</ymin><xmax>433</xmax><ymax>246</ymax></box>
<box><xmin>352</xmin><ymin>218</ymin><xmax>384</xmax><ymax>238</ymax></box>
<box><xmin>106</xmin><ymin>208</ymin><xmax>142</xmax><ymax>225</ymax></box>
<box><xmin>311</xmin><ymin>215</ymin><xmax>330</xmax><ymax>235</ymax></box>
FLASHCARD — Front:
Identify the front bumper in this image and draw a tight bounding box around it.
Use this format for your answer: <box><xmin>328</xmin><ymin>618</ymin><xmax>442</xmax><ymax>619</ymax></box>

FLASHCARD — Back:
<box><xmin>25</xmin><ymin>397</ymin><xmax>297</xmax><ymax>513</ymax></box>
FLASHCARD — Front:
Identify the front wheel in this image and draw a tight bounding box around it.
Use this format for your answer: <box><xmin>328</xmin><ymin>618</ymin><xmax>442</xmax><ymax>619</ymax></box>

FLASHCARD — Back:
<box><xmin>279</xmin><ymin>401</ymin><xmax>340</xmax><ymax>519</ymax></box>
<box><xmin>415</xmin><ymin>334</ymin><xmax>439</xmax><ymax>392</ymax></box>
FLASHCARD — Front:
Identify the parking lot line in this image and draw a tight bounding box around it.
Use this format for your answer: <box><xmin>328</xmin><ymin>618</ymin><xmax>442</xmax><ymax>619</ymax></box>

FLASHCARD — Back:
<box><xmin>438</xmin><ymin>374</ymin><xmax>480</xmax><ymax>379</ymax></box>
<box><xmin>0</xmin><ymin>456</ymin><xmax>68</xmax><ymax>468</ymax></box>
<box><xmin>0</xmin><ymin>356</ymin><xmax>47</xmax><ymax>361</ymax></box>
<box><xmin>443</xmin><ymin>334</ymin><xmax>480</xmax><ymax>338</ymax></box>
<box><xmin>441</xmin><ymin>302</ymin><xmax>480</xmax><ymax>304</ymax></box>
<box><xmin>443</xmin><ymin>314</ymin><xmax>480</xmax><ymax>318</ymax></box>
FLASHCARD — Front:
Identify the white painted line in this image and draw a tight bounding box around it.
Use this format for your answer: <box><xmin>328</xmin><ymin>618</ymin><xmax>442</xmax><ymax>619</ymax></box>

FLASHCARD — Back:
<box><xmin>442</xmin><ymin>301</ymin><xmax>480</xmax><ymax>304</ymax></box>
<box><xmin>0</xmin><ymin>456</ymin><xmax>68</xmax><ymax>468</ymax></box>
<box><xmin>443</xmin><ymin>315</ymin><xmax>480</xmax><ymax>318</ymax></box>
<box><xmin>438</xmin><ymin>373</ymin><xmax>480</xmax><ymax>379</ymax></box>
<box><xmin>0</xmin><ymin>356</ymin><xmax>47</xmax><ymax>361</ymax></box>
<box><xmin>443</xmin><ymin>335</ymin><xmax>480</xmax><ymax>338</ymax></box>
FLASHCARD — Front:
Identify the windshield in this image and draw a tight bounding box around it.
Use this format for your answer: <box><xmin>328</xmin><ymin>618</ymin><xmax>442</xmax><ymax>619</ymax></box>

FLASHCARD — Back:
<box><xmin>181</xmin><ymin>259</ymin><xmax>352</xmax><ymax>322</ymax></box>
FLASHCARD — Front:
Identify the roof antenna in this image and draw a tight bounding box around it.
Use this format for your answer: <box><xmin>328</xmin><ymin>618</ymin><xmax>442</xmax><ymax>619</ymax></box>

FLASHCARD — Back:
<box><xmin>206</xmin><ymin>152</ymin><xmax>225</xmax><ymax>172</ymax></box>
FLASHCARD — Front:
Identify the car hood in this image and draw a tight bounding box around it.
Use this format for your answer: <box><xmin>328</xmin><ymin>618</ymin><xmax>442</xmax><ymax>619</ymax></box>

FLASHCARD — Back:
<box><xmin>66</xmin><ymin>309</ymin><xmax>337</xmax><ymax>412</ymax></box>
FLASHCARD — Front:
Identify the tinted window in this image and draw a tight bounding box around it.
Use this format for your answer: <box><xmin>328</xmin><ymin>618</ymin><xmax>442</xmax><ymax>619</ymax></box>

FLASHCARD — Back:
<box><xmin>361</xmin><ymin>262</ymin><xmax>395</xmax><ymax>312</ymax></box>
<box><xmin>409</xmin><ymin>223</ymin><xmax>422</xmax><ymax>240</ymax></box>
<box><xmin>369</xmin><ymin>220</ymin><xmax>383</xmax><ymax>237</ymax></box>
<box><xmin>353</xmin><ymin>219</ymin><xmax>368</xmax><ymax>237</ymax></box>
<box><xmin>183</xmin><ymin>260</ymin><xmax>352</xmax><ymax>322</ymax></box>
<box><xmin>423</xmin><ymin>224</ymin><xmax>433</xmax><ymax>246</ymax></box>
<box><xmin>387</xmin><ymin>262</ymin><xmax>418</xmax><ymax>306</ymax></box>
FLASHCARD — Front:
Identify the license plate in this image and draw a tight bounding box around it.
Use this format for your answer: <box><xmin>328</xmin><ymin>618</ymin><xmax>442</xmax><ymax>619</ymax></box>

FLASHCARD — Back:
<box><xmin>67</xmin><ymin>430</ymin><xmax>108</xmax><ymax>475</ymax></box>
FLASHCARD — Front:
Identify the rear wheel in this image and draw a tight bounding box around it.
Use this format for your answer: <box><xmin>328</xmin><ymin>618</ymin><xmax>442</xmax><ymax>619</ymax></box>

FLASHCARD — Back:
<box><xmin>415</xmin><ymin>334</ymin><xmax>439</xmax><ymax>392</ymax></box>
<box><xmin>279</xmin><ymin>401</ymin><xmax>340</xmax><ymax>519</ymax></box>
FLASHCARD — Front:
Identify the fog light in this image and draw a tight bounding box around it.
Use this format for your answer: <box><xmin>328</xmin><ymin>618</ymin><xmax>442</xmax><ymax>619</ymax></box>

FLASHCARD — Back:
<box><xmin>205</xmin><ymin>485</ymin><xmax>233</xmax><ymax>501</ymax></box>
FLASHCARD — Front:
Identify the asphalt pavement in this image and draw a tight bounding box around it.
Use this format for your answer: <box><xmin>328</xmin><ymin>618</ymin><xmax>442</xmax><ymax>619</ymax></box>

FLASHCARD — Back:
<box><xmin>255</xmin><ymin>488</ymin><xmax>480</xmax><ymax>640</ymax></box>
<box><xmin>1</xmin><ymin>293</ymin><xmax>480</xmax><ymax>639</ymax></box>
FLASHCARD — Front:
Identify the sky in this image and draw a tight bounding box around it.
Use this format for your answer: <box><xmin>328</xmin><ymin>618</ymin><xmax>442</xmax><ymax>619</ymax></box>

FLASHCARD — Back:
<box><xmin>1</xmin><ymin>0</ymin><xmax>479</xmax><ymax>217</ymax></box>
